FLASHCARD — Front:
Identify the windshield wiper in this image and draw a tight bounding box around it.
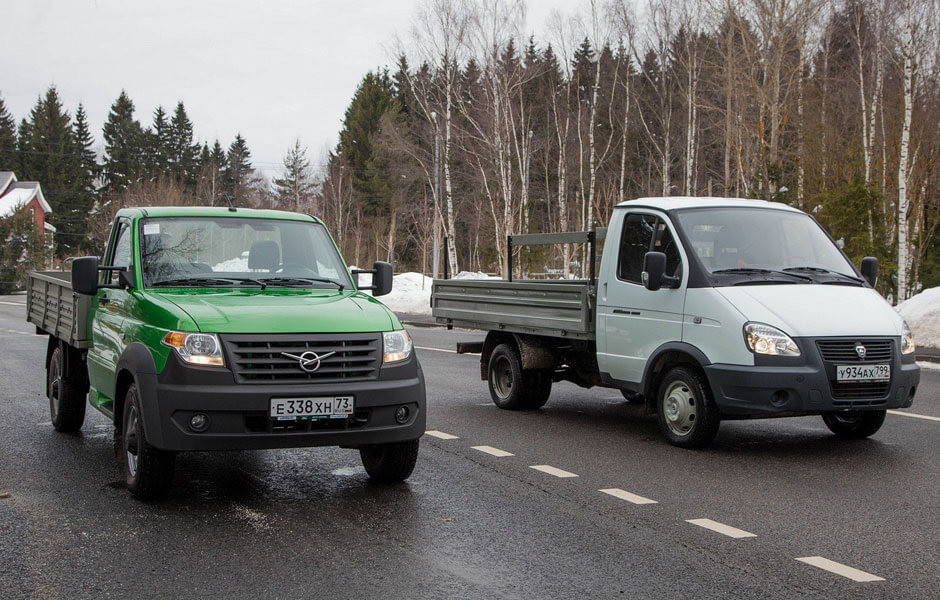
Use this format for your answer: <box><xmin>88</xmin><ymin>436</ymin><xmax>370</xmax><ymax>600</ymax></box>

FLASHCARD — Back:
<box><xmin>151</xmin><ymin>277</ymin><xmax>240</xmax><ymax>287</ymax></box>
<box><xmin>712</xmin><ymin>268</ymin><xmax>813</xmax><ymax>282</ymax></box>
<box><xmin>257</xmin><ymin>277</ymin><xmax>345</xmax><ymax>290</ymax></box>
<box><xmin>228</xmin><ymin>277</ymin><xmax>268</xmax><ymax>290</ymax></box>
<box><xmin>783</xmin><ymin>266</ymin><xmax>865</xmax><ymax>284</ymax></box>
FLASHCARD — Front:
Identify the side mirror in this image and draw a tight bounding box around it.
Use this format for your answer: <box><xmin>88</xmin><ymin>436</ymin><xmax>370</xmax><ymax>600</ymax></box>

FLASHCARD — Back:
<box><xmin>642</xmin><ymin>252</ymin><xmax>667</xmax><ymax>291</ymax></box>
<box><xmin>860</xmin><ymin>256</ymin><xmax>878</xmax><ymax>287</ymax></box>
<box><xmin>72</xmin><ymin>256</ymin><xmax>100</xmax><ymax>295</ymax></box>
<box><xmin>371</xmin><ymin>261</ymin><xmax>393</xmax><ymax>297</ymax></box>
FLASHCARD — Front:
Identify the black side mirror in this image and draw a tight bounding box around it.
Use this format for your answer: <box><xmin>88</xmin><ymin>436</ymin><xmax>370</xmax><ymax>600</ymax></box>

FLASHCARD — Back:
<box><xmin>371</xmin><ymin>261</ymin><xmax>393</xmax><ymax>297</ymax></box>
<box><xmin>72</xmin><ymin>256</ymin><xmax>100</xmax><ymax>295</ymax></box>
<box><xmin>642</xmin><ymin>252</ymin><xmax>666</xmax><ymax>291</ymax></box>
<box><xmin>860</xmin><ymin>256</ymin><xmax>878</xmax><ymax>287</ymax></box>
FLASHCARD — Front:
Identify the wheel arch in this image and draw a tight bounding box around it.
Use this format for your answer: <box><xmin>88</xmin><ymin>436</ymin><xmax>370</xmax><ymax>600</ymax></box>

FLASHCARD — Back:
<box><xmin>114</xmin><ymin>342</ymin><xmax>158</xmax><ymax>433</ymax></box>
<box><xmin>480</xmin><ymin>331</ymin><xmax>555</xmax><ymax>380</ymax></box>
<box><xmin>641</xmin><ymin>342</ymin><xmax>712</xmax><ymax>413</ymax></box>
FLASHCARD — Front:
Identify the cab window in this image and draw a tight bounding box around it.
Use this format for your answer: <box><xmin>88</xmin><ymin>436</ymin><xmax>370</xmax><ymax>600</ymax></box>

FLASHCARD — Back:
<box><xmin>617</xmin><ymin>213</ymin><xmax>657</xmax><ymax>284</ymax></box>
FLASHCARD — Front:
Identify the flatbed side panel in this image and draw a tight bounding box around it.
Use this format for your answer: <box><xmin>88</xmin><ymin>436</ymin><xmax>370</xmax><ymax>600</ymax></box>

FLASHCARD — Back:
<box><xmin>431</xmin><ymin>279</ymin><xmax>595</xmax><ymax>339</ymax></box>
<box><xmin>26</xmin><ymin>271</ymin><xmax>91</xmax><ymax>349</ymax></box>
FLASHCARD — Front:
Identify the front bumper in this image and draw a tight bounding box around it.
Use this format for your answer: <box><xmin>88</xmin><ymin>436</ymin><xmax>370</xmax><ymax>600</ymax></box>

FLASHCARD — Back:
<box><xmin>137</xmin><ymin>354</ymin><xmax>426</xmax><ymax>451</ymax></box>
<box><xmin>704</xmin><ymin>338</ymin><xmax>920</xmax><ymax>418</ymax></box>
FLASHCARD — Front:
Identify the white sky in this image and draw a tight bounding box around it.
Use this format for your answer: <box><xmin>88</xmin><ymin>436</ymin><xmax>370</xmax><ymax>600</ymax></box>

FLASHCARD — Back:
<box><xmin>1</xmin><ymin>0</ymin><xmax>584</xmax><ymax>177</ymax></box>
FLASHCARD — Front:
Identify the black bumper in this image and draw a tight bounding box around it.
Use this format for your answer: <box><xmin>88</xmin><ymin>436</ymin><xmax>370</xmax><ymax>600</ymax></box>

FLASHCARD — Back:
<box><xmin>137</xmin><ymin>355</ymin><xmax>426</xmax><ymax>451</ymax></box>
<box><xmin>704</xmin><ymin>339</ymin><xmax>920</xmax><ymax>418</ymax></box>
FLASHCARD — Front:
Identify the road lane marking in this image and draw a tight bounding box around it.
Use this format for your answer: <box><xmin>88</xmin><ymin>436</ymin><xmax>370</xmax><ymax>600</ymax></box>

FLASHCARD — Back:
<box><xmin>686</xmin><ymin>518</ymin><xmax>756</xmax><ymax>538</ymax></box>
<box><xmin>599</xmin><ymin>488</ymin><xmax>658</xmax><ymax>505</ymax></box>
<box><xmin>0</xmin><ymin>301</ymin><xmax>26</xmax><ymax>306</ymax></box>
<box><xmin>530</xmin><ymin>465</ymin><xmax>578</xmax><ymax>478</ymax></box>
<box><xmin>472</xmin><ymin>445</ymin><xmax>514</xmax><ymax>457</ymax></box>
<box><xmin>887</xmin><ymin>410</ymin><xmax>940</xmax><ymax>422</ymax></box>
<box><xmin>416</xmin><ymin>346</ymin><xmax>457</xmax><ymax>354</ymax></box>
<box><xmin>795</xmin><ymin>556</ymin><xmax>884</xmax><ymax>582</ymax></box>
<box><xmin>425</xmin><ymin>430</ymin><xmax>459</xmax><ymax>440</ymax></box>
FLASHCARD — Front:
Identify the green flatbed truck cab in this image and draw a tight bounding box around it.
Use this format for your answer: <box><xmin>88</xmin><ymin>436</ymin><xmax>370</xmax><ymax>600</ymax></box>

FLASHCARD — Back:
<box><xmin>28</xmin><ymin>206</ymin><xmax>426</xmax><ymax>500</ymax></box>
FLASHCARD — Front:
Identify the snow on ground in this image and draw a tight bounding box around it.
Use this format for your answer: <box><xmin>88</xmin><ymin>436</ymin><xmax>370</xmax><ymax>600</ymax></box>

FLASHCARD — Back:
<box><xmin>354</xmin><ymin>269</ymin><xmax>498</xmax><ymax>316</ymax></box>
<box><xmin>897</xmin><ymin>287</ymin><xmax>940</xmax><ymax>349</ymax></box>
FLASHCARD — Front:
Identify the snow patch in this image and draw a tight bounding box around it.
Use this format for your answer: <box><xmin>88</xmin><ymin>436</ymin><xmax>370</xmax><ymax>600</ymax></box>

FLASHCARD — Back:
<box><xmin>897</xmin><ymin>287</ymin><xmax>940</xmax><ymax>349</ymax></box>
<box><xmin>353</xmin><ymin>268</ymin><xmax>499</xmax><ymax>316</ymax></box>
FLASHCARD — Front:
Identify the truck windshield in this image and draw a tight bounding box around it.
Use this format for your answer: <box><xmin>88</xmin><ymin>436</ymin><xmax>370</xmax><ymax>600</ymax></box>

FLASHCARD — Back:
<box><xmin>674</xmin><ymin>207</ymin><xmax>856</xmax><ymax>279</ymax></box>
<box><xmin>139</xmin><ymin>217</ymin><xmax>353</xmax><ymax>289</ymax></box>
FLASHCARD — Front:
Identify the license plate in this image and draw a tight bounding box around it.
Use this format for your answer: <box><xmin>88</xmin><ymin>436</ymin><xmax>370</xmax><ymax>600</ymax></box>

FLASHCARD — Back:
<box><xmin>269</xmin><ymin>396</ymin><xmax>354</xmax><ymax>420</ymax></box>
<box><xmin>836</xmin><ymin>364</ymin><xmax>890</xmax><ymax>382</ymax></box>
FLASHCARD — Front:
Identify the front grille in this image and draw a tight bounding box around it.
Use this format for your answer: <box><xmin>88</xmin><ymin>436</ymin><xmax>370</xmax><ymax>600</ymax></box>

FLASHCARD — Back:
<box><xmin>222</xmin><ymin>333</ymin><xmax>381</xmax><ymax>384</ymax></box>
<box><xmin>831</xmin><ymin>381</ymin><xmax>890</xmax><ymax>401</ymax></box>
<box><xmin>816</xmin><ymin>339</ymin><xmax>892</xmax><ymax>362</ymax></box>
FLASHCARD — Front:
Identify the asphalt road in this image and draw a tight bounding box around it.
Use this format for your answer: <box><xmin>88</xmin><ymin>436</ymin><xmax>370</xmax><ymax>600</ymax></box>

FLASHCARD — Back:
<box><xmin>0</xmin><ymin>296</ymin><xmax>937</xmax><ymax>599</ymax></box>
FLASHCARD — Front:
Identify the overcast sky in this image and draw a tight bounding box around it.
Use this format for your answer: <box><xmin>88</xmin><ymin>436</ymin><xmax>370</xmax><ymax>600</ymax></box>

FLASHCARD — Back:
<box><xmin>1</xmin><ymin>0</ymin><xmax>583</xmax><ymax>178</ymax></box>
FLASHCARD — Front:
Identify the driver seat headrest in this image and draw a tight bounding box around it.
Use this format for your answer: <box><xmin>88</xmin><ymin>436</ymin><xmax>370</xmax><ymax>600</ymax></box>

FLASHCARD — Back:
<box><xmin>248</xmin><ymin>241</ymin><xmax>279</xmax><ymax>271</ymax></box>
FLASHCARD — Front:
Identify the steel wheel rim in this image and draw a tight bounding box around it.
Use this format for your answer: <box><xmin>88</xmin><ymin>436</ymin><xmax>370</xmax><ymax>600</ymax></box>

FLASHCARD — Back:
<box><xmin>491</xmin><ymin>355</ymin><xmax>513</xmax><ymax>399</ymax></box>
<box><xmin>125</xmin><ymin>406</ymin><xmax>140</xmax><ymax>479</ymax></box>
<box><xmin>663</xmin><ymin>381</ymin><xmax>696</xmax><ymax>436</ymax></box>
<box><xmin>49</xmin><ymin>355</ymin><xmax>61</xmax><ymax>419</ymax></box>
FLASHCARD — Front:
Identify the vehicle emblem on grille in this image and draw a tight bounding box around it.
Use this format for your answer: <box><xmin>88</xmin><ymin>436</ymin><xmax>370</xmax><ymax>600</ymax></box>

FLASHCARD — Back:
<box><xmin>854</xmin><ymin>343</ymin><xmax>867</xmax><ymax>360</ymax></box>
<box><xmin>281</xmin><ymin>351</ymin><xmax>336</xmax><ymax>373</ymax></box>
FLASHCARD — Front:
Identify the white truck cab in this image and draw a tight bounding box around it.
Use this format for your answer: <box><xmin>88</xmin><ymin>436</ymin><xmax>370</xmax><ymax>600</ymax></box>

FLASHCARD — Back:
<box><xmin>432</xmin><ymin>197</ymin><xmax>920</xmax><ymax>447</ymax></box>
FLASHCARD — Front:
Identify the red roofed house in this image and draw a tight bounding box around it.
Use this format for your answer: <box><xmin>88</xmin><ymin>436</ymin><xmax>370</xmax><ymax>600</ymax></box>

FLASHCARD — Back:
<box><xmin>0</xmin><ymin>171</ymin><xmax>55</xmax><ymax>237</ymax></box>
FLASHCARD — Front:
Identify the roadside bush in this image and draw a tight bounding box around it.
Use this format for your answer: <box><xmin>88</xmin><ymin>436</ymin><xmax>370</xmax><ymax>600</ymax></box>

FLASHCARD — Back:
<box><xmin>0</xmin><ymin>211</ymin><xmax>47</xmax><ymax>294</ymax></box>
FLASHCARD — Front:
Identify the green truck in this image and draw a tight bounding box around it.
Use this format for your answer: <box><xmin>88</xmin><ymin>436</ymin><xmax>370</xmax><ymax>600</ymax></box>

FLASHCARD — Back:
<box><xmin>27</xmin><ymin>206</ymin><xmax>426</xmax><ymax>499</ymax></box>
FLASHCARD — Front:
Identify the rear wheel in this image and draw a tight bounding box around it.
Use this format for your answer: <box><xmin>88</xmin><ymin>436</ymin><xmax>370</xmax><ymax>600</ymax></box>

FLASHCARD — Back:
<box><xmin>822</xmin><ymin>410</ymin><xmax>886</xmax><ymax>439</ymax></box>
<box><xmin>122</xmin><ymin>384</ymin><xmax>175</xmax><ymax>500</ymax></box>
<box><xmin>656</xmin><ymin>367</ymin><xmax>720</xmax><ymax>448</ymax></box>
<box><xmin>47</xmin><ymin>345</ymin><xmax>86</xmax><ymax>433</ymax></box>
<box><xmin>360</xmin><ymin>439</ymin><xmax>419</xmax><ymax>483</ymax></box>
<box><xmin>488</xmin><ymin>344</ymin><xmax>550</xmax><ymax>410</ymax></box>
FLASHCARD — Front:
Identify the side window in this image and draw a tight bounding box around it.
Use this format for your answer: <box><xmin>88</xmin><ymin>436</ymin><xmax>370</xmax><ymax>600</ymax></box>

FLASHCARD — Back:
<box><xmin>617</xmin><ymin>213</ymin><xmax>656</xmax><ymax>284</ymax></box>
<box><xmin>653</xmin><ymin>220</ymin><xmax>682</xmax><ymax>277</ymax></box>
<box><xmin>112</xmin><ymin>226</ymin><xmax>132</xmax><ymax>269</ymax></box>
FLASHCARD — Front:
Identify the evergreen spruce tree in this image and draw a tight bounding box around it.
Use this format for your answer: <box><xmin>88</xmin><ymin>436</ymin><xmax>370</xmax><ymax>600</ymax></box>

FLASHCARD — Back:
<box><xmin>102</xmin><ymin>90</ymin><xmax>145</xmax><ymax>192</ymax></box>
<box><xmin>198</xmin><ymin>142</ymin><xmax>211</xmax><ymax>167</ymax></box>
<box><xmin>71</xmin><ymin>104</ymin><xmax>98</xmax><ymax>252</ymax></box>
<box><xmin>146</xmin><ymin>105</ymin><xmax>171</xmax><ymax>179</ymax></box>
<box><xmin>223</xmin><ymin>134</ymin><xmax>252</xmax><ymax>206</ymax></box>
<box><xmin>169</xmin><ymin>101</ymin><xmax>200</xmax><ymax>184</ymax></box>
<box><xmin>273</xmin><ymin>139</ymin><xmax>315</xmax><ymax>212</ymax></box>
<box><xmin>0</xmin><ymin>93</ymin><xmax>16</xmax><ymax>171</ymax></box>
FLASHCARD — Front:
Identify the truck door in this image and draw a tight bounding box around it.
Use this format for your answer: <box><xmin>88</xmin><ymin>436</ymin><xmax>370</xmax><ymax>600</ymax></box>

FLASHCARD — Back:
<box><xmin>597</xmin><ymin>210</ymin><xmax>687</xmax><ymax>385</ymax></box>
<box><xmin>87</xmin><ymin>218</ymin><xmax>132</xmax><ymax>402</ymax></box>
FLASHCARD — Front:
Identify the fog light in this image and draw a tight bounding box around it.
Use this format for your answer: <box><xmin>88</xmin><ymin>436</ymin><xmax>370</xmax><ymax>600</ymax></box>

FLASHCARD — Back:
<box><xmin>190</xmin><ymin>413</ymin><xmax>210</xmax><ymax>432</ymax></box>
<box><xmin>395</xmin><ymin>406</ymin><xmax>410</xmax><ymax>424</ymax></box>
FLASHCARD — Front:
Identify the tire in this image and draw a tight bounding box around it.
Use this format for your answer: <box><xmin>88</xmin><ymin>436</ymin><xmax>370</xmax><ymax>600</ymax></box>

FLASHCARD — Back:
<box><xmin>523</xmin><ymin>369</ymin><xmax>552</xmax><ymax>409</ymax></box>
<box><xmin>47</xmin><ymin>345</ymin><xmax>86</xmax><ymax>433</ymax></box>
<box><xmin>122</xmin><ymin>384</ymin><xmax>175</xmax><ymax>500</ymax></box>
<box><xmin>821</xmin><ymin>410</ymin><xmax>886</xmax><ymax>439</ymax></box>
<box><xmin>656</xmin><ymin>366</ymin><xmax>720</xmax><ymax>449</ymax></box>
<box><xmin>488</xmin><ymin>343</ymin><xmax>548</xmax><ymax>410</ymax></box>
<box><xmin>360</xmin><ymin>439</ymin><xmax>420</xmax><ymax>483</ymax></box>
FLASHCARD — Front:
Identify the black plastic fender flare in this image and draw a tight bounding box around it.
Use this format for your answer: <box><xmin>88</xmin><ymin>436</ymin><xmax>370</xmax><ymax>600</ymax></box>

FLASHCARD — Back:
<box><xmin>640</xmin><ymin>341</ymin><xmax>712</xmax><ymax>401</ymax></box>
<box><xmin>114</xmin><ymin>342</ymin><xmax>164</xmax><ymax>447</ymax></box>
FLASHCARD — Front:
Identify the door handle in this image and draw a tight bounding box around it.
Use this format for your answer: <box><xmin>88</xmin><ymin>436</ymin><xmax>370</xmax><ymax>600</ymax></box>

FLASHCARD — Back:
<box><xmin>613</xmin><ymin>309</ymin><xmax>640</xmax><ymax>316</ymax></box>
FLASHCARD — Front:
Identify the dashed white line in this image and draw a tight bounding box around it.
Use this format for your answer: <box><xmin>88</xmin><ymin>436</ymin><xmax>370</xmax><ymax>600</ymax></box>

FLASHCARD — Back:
<box><xmin>686</xmin><ymin>518</ymin><xmax>756</xmax><ymax>539</ymax></box>
<box><xmin>416</xmin><ymin>346</ymin><xmax>457</xmax><ymax>354</ymax></box>
<box><xmin>0</xmin><ymin>301</ymin><xmax>26</xmax><ymax>306</ymax></box>
<box><xmin>425</xmin><ymin>430</ymin><xmax>459</xmax><ymax>440</ymax></box>
<box><xmin>599</xmin><ymin>488</ymin><xmax>658</xmax><ymax>505</ymax></box>
<box><xmin>472</xmin><ymin>445</ymin><xmax>514</xmax><ymax>457</ymax></box>
<box><xmin>796</xmin><ymin>556</ymin><xmax>884</xmax><ymax>582</ymax></box>
<box><xmin>529</xmin><ymin>464</ymin><xmax>578</xmax><ymax>478</ymax></box>
<box><xmin>887</xmin><ymin>409</ymin><xmax>940</xmax><ymax>422</ymax></box>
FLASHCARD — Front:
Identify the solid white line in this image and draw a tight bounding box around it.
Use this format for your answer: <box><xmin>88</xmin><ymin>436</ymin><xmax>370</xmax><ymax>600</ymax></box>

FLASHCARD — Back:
<box><xmin>472</xmin><ymin>445</ymin><xmax>514</xmax><ymax>457</ymax></box>
<box><xmin>887</xmin><ymin>409</ymin><xmax>940</xmax><ymax>422</ymax></box>
<box><xmin>0</xmin><ymin>301</ymin><xmax>26</xmax><ymax>306</ymax></box>
<box><xmin>599</xmin><ymin>488</ymin><xmax>658</xmax><ymax>505</ymax></box>
<box><xmin>686</xmin><ymin>518</ymin><xmax>756</xmax><ymax>539</ymax></box>
<box><xmin>796</xmin><ymin>556</ymin><xmax>884</xmax><ymax>582</ymax></box>
<box><xmin>416</xmin><ymin>346</ymin><xmax>457</xmax><ymax>354</ymax></box>
<box><xmin>425</xmin><ymin>430</ymin><xmax>459</xmax><ymax>440</ymax></box>
<box><xmin>529</xmin><ymin>465</ymin><xmax>578</xmax><ymax>478</ymax></box>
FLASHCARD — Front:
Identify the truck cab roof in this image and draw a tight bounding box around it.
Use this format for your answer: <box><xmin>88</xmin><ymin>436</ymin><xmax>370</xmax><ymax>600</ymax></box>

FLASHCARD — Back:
<box><xmin>616</xmin><ymin>196</ymin><xmax>803</xmax><ymax>214</ymax></box>
<box><xmin>115</xmin><ymin>206</ymin><xmax>321</xmax><ymax>223</ymax></box>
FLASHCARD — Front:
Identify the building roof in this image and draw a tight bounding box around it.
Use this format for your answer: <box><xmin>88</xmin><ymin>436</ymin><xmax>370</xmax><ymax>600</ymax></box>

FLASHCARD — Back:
<box><xmin>0</xmin><ymin>181</ymin><xmax>52</xmax><ymax>218</ymax></box>
<box><xmin>0</xmin><ymin>171</ymin><xmax>16</xmax><ymax>195</ymax></box>
<box><xmin>615</xmin><ymin>196</ymin><xmax>803</xmax><ymax>214</ymax></box>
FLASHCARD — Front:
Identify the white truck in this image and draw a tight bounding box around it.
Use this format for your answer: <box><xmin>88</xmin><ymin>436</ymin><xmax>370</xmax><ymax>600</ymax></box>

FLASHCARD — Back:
<box><xmin>431</xmin><ymin>197</ymin><xmax>920</xmax><ymax>448</ymax></box>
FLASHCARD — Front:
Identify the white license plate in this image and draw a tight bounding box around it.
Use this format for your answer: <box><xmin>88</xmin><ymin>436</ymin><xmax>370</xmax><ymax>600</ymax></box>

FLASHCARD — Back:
<box><xmin>269</xmin><ymin>396</ymin><xmax>354</xmax><ymax>420</ymax></box>
<box><xmin>836</xmin><ymin>364</ymin><xmax>890</xmax><ymax>382</ymax></box>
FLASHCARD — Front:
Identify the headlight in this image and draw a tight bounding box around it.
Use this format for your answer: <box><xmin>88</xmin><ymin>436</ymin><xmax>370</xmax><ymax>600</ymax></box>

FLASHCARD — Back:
<box><xmin>383</xmin><ymin>330</ymin><xmax>413</xmax><ymax>363</ymax></box>
<box><xmin>901</xmin><ymin>320</ymin><xmax>916</xmax><ymax>355</ymax></box>
<box><xmin>162</xmin><ymin>331</ymin><xmax>224</xmax><ymax>366</ymax></box>
<box><xmin>743</xmin><ymin>322</ymin><xmax>800</xmax><ymax>356</ymax></box>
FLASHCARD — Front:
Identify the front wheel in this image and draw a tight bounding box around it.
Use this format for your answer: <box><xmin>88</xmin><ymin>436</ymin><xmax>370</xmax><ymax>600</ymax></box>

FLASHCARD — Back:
<box><xmin>822</xmin><ymin>410</ymin><xmax>886</xmax><ymax>439</ymax></box>
<box><xmin>656</xmin><ymin>367</ymin><xmax>720</xmax><ymax>449</ymax></box>
<box><xmin>122</xmin><ymin>384</ymin><xmax>175</xmax><ymax>500</ymax></box>
<box><xmin>360</xmin><ymin>439</ymin><xmax>419</xmax><ymax>483</ymax></box>
<box><xmin>47</xmin><ymin>345</ymin><xmax>86</xmax><ymax>433</ymax></box>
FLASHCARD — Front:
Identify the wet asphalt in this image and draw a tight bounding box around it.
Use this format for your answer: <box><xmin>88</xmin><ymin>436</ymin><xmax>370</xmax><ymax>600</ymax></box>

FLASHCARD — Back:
<box><xmin>0</xmin><ymin>297</ymin><xmax>937</xmax><ymax>599</ymax></box>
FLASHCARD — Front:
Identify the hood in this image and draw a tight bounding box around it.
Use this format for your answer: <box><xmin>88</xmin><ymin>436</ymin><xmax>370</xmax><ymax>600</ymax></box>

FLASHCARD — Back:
<box><xmin>715</xmin><ymin>285</ymin><xmax>903</xmax><ymax>338</ymax></box>
<box><xmin>147</xmin><ymin>288</ymin><xmax>398</xmax><ymax>334</ymax></box>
